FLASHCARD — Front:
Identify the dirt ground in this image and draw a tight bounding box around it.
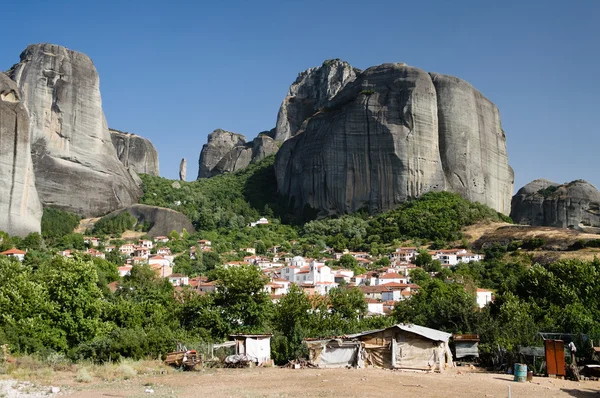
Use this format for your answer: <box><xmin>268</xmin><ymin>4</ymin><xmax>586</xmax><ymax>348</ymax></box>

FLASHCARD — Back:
<box><xmin>39</xmin><ymin>366</ymin><xmax>600</xmax><ymax>398</ymax></box>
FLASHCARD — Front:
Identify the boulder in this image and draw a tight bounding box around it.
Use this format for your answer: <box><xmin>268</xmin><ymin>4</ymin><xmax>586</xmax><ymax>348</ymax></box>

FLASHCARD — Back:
<box><xmin>274</xmin><ymin>59</ymin><xmax>359</xmax><ymax>142</ymax></box>
<box><xmin>198</xmin><ymin>130</ymin><xmax>279</xmax><ymax>178</ymax></box>
<box><xmin>8</xmin><ymin>43</ymin><xmax>141</xmax><ymax>217</ymax></box>
<box><xmin>108</xmin><ymin>204</ymin><xmax>195</xmax><ymax>238</ymax></box>
<box><xmin>0</xmin><ymin>72</ymin><xmax>43</xmax><ymax>236</ymax></box>
<box><xmin>110</xmin><ymin>129</ymin><xmax>159</xmax><ymax>176</ymax></box>
<box><xmin>511</xmin><ymin>179</ymin><xmax>600</xmax><ymax>231</ymax></box>
<box><xmin>275</xmin><ymin>62</ymin><xmax>514</xmax><ymax>216</ymax></box>
<box><xmin>197</xmin><ymin>129</ymin><xmax>246</xmax><ymax>178</ymax></box>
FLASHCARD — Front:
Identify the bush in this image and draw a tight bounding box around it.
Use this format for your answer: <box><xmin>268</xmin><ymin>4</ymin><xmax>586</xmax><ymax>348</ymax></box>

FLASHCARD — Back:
<box><xmin>93</xmin><ymin>212</ymin><xmax>137</xmax><ymax>236</ymax></box>
<box><xmin>76</xmin><ymin>367</ymin><xmax>93</xmax><ymax>383</ymax></box>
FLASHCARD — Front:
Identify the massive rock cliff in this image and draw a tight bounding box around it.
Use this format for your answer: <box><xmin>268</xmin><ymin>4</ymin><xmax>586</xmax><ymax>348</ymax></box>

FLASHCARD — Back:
<box><xmin>197</xmin><ymin>130</ymin><xmax>278</xmax><ymax>178</ymax></box>
<box><xmin>8</xmin><ymin>43</ymin><xmax>141</xmax><ymax>217</ymax></box>
<box><xmin>110</xmin><ymin>129</ymin><xmax>159</xmax><ymax>176</ymax></box>
<box><xmin>275</xmin><ymin>62</ymin><xmax>514</xmax><ymax>216</ymax></box>
<box><xmin>511</xmin><ymin>179</ymin><xmax>600</xmax><ymax>231</ymax></box>
<box><xmin>0</xmin><ymin>73</ymin><xmax>43</xmax><ymax>236</ymax></box>
<box><xmin>274</xmin><ymin>59</ymin><xmax>359</xmax><ymax>142</ymax></box>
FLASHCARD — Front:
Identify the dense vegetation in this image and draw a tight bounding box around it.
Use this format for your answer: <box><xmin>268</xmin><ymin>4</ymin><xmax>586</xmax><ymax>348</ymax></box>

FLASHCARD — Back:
<box><xmin>2</xmin><ymin>156</ymin><xmax>598</xmax><ymax>368</ymax></box>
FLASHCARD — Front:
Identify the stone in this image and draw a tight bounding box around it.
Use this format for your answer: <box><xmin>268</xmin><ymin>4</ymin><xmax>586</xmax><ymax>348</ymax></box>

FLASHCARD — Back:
<box><xmin>0</xmin><ymin>72</ymin><xmax>43</xmax><ymax>236</ymax></box>
<box><xmin>511</xmin><ymin>179</ymin><xmax>600</xmax><ymax>231</ymax></box>
<box><xmin>275</xmin><ymin>62</ymin><xmax>514</xmax><ymax>216</ymax></box>
<box><xmin>430</xmin><ymin>73</ymin><xmax>514</xmax><ymax>215</ymax></box>
<box><xmin>274</xmin><ymin>59</ymin><xmax>359</xmax><ymax>142</ymax></box>
<box><xmin>197</xmin><ymin>129</ymin><xmax>246</xmax><ymax>178</ymax></box>
<box><xmin>110</xmin><ymin>129</ymin><xmax>159</xmax><ymax>176</ymax></box>
<box><xmin>107</xmin><ymin>204</ymin><xmax>195</xmax><ymax>237</ymax></box>
<box><xmin>8</xmin><ymin>43</ymin><xmax>141</xmax><ymax>217</ymax></box>
<box><xmin>179</xmin><ymin>158</ymin><xmax>186</xmax><ymax>181</ymax></box>
<box><xmin>171</xmin><ymin>181</ymin><xmax>181</xmax><ymax>189</ymax></box>
<box><xmin>198</xmin><ymin>131</ymin><xmax>279</xmax><ymax>178</ymax></box>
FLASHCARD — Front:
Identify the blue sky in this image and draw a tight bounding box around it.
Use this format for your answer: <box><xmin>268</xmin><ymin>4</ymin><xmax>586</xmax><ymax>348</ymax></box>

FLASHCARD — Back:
<box><xmin>1</xmin><ymin>0</ymin><xmax>598</xmax><ymax>192</ymax></box>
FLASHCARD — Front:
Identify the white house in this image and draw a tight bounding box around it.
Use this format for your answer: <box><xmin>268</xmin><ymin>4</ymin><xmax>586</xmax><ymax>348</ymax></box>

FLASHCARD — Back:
<box><xmin>476</xmin><ymin>288</ymin><xmax>494</xmax><ymax>308</ymax></box>
<box><xmin>119</xmin><ymin>244</ymin><xmax>135</xmax><ymax>256</ymax></box>
<box><xmin>241</xmin><ymin>247</ymin><xmax>256</xmax><ymax>255</ymax></box>
<box><xmin>138</xmin><ymin>239</ymin><xmax>153</xmax><ymax>249</ymax></box>
<box><xmin>390</xmin><ymin>247</ymin><xmax>418</xmax><ymax>263</ymax></box>
<box><xmin>169</xmin><ymin>274</ymin><xmax>189</xmax><ymax>287</ymax></box>
<box><xmin>434</xmin><ymin>249</ymin><xmax>468</xmax><ymax>266</ymax></box>
<box><xmin>457</xmin><ymin>252</ymin><xmax>484</xmax><ymax>264</ymax></box>
<box><xmin>249</xmin><ymin>217</ymin><xmax>269</xmax><ymax>227</ymax></box>
<box><xmin>149</xmin><ymin>255</ymin><xmax>171</xmax><ymax>268</ymax></box>
<box><xmin>118</xmin><ymin>265</ymin><xmax>133</xmax><ymax>277</ymax></box>
<box><xmin>0</xmin><ymin>248</ymin><xmax>26</xmax><ymax>261</ymax></box>
<box><xmin>366</xmin><ymin>299</ymin><xmax>385</xmax><ymax>315</ymax></box>
<box><xmin>154</xmin><ymin>236</ymin><xmax>169</xmax><ymax>243</ymax></box>
<box><xmin>377</xmin><ymin>271</ymin><xmax>408</xmax><ymax>285</ymax></box>
<box><xmin>134</xmin><ymin>246</ymin><xmax>151</xmax><ymax>259</ymax></box>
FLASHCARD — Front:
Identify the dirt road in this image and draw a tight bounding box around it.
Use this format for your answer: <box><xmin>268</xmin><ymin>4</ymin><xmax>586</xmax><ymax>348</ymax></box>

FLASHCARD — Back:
<box><xmin>62</xmin><ymin>367</ymin><xmax>599</xmax><ymax>398</ymax></box>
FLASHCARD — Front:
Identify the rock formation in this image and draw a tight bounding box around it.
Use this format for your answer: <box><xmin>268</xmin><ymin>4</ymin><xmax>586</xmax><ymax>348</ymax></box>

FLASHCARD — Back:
<box><xmin>511</xmin><ymin>179</ymin><xmax>600</xmax><ymax>231</ymax></box>
<box><xmin>110</xmin><ymin>129</ymin><xmax>159</xmax><ymax>176</ymax></box>
<box><xmin>0</xmin><ymin>72</ymin><xmax>43</xmax><ymax>236</ymax></box>
<box><xmin>179</xmin><ymin>158</ymin><xmax>186</xmax><ymax>181</ymax></box>
<box><xmin>274</xmin><ymin>59</ymin><xmax>359</xmax><ymax>142</ymax></box>
<box><xmin>275</xmin><ymin>62</ymin><xmax>514</xmax><ymax>216</ymax></box>
<box><xmin>8</xmin><ymin>43</ymin><xmax>141</xmax><ymax>217</ymax></box>
<box><xmin>108</xmin><ymin>204</ymin><xmax>195</xmax><ymax>237</ymax></box>
<box><xmin>197</xmin><ymin>130</ymin><xmax>278</xmax><ymax>178</ymax></box>
<box><xmin>197</xmin><ymin>129</ymin><xmax>246</xmax><ymax>178</ymax></box>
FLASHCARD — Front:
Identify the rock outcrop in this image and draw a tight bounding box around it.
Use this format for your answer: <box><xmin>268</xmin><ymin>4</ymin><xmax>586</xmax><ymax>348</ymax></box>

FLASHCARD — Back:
<box><xmin>0</xmin><ymin>72</ymin><xmax>43</xmax><ymax>236</ymax></box>
<box><xmin>197</xmin><ymin>129</ymin><xmax>246</xmax><ymax>178</ymax></box>
<box><xmin>108</xmin><ymin>204</ymin><xmax>195</xmax><ymax>237</ymax></box>
<box><xmin>511</xmin><ymin>179</ymin><xmax>600</xmax><ymax>231</ymax></box>
<box><xmin>8</xmin><ymin>43</ymin><xmax>141</xmax><ymax>217</ymax></box>
<box><xmin>110</xmin><ymin>129</ymin><xmax>159</xmax><ymax>176</ymax></box>
<box><xmin>275</xmin><ymin>62</ymin><xmax>514</xmax><ymax>216</ymax></box>
<box><xmin>197</xmin><ymin>130</ymin><xmax>278</xmax><ymax>178</ymax></box>
<box><xmin>179</xmin><ymin>158</ymin><xmax>186</xmax><ymax>181</ymax></box>
<box><xmin>274</xmin><ymin>59</ymin><xmax>359</xmax><ymax>142</ymax></box>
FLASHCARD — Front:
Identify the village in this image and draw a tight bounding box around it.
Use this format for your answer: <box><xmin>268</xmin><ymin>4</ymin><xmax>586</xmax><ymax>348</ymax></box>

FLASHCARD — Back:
<box><xmin>0</xmin><ymin>215</ymin><xmax>493</xmax><ymax>318</ymax></box>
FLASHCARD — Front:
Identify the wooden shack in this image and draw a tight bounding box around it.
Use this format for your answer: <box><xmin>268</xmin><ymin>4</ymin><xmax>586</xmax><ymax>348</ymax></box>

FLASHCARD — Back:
<box><xmin>306</xmin><ymin>324</ymin><xmax>453</xmax><ymax>371</ymax></box>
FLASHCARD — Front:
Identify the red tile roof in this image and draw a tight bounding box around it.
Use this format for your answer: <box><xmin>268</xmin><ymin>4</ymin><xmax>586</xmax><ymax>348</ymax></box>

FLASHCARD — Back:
<box><xmin>1</xmin><ymin>248</ymin><xmax>26</xmax><ymax>255</ymax></box>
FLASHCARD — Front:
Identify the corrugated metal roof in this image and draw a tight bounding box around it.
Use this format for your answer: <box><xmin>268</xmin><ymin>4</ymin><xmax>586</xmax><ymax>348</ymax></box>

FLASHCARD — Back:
<box><xmin>346</xmin><ymin>323</ymin><xmax>451</xmax><ymax>342</ymax></box>
<box><xmin>395</xmin><ymin>324</ymin><xmax>452</xmax><ymax>342</ymax></box>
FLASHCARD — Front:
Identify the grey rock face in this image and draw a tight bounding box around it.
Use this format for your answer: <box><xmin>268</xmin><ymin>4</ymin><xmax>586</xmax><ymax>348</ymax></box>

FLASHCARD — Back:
<box><xmin>179</xmin><ymin>158</ymin><xmax>186</xmax><ymax>181</ymax></box>
<box><xmin>108</xmin><ymin>204</ymin><xmax>195</xmax><ymax>237</ymax></box>
<box><xmin>430</xmin><ymin>73</ymin><xmax>514</xmax><ymax>215</ymax></box>
<box><xmin>511</xmin><ymin>179</ymin><xmax>600</xmax><ymax>230</ymax></box>
<box><xmin>275</xmin><ymin>62</ymin><xmax>514</xmax><ymax>216</ymax></box>
<box><xmin>274</xmin><ymin>59</ymin><xmax>359</xmax><ymax>142</ymax></box>
<box><xmin>110</xmin><ymin>129</ymin><xmax>159</xmax><ymax>176</ymax></box>
<box><xmin>0</xmin><ymin>72</ymin><xmax>43</xmax><ymax>236</ymax></box>
<box><xmin>197</xmin><ymin>129</ymin><xmax>246</xmax><ymax>178</ymax></box>
<box><xmin>9</xmin><ymin>43</ymin><xmax>141</xmax><ymax>217</ymax></box>
<box><xmin>197</xmin><ymin>130</ymin><xmax>278</xmax><ymax>178</ymax></box>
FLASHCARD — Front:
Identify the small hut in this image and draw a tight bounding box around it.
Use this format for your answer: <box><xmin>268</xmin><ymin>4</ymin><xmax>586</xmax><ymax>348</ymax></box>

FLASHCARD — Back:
<box><xmin>305</xmin><ymin>324</ymin><xmax>453</xmax><ymax>372</ymax></box>
<box><xmin>230</xmin><ymin>334</ymin><xmax>272</xmax><ymax>365</ymax></box>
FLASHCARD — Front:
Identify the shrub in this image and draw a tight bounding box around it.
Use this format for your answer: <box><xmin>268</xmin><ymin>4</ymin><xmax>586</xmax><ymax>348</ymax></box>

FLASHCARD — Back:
<box><xmin>76</xmin><ymin>367</ymin><xmax>93</xmax><ymax>383</ymax></box>
<box><xmin>359</xmin><ymin>89</ymin><xmax>375</xmax><ymax>95</ymax></box>
<box><xmin>41</xmin><ymin>208</ymin><xmax>81</xmax><ymax>240</ymax></box>
<box><xmin>93</xmin><ymin>212</ymin><xmax>137</xmax><ymax>236</ymax></box>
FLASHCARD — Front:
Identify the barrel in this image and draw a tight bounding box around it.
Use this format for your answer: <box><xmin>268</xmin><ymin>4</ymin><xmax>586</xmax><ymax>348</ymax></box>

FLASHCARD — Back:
<box><xmin>514</xmin><ymin>363</ymin><xmax>527</xmax><ymax>382</ymax></box>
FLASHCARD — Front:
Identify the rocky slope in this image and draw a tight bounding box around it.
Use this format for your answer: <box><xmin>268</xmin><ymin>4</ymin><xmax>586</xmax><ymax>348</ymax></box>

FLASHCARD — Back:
<box><xmin>511</xmin><ymin>179</ymin><xmax>600</xmax><ymax>231</ymax></box>
<box><xmin>274</xmin><ymin>59</ymin><xmax>359</xmax><ymax>142</ymax></box>
<box><xmin>0</xmin><ymin>72</ymin><xmax>43</xmax><ymax>236</ymax></box>
<box><xmin>8</xmin><ymin>43</ymin><xmax>141</xmax><ymax>217</ymax></box>
<box><xmin>275</xmin><ymin>62</ymin><xmax>514</xmax><ymax>216</ymax></box>
<box><xmin>108</xmin><ymin>204</ymin><xmax>195</xmax><ymax>237</ymax></box>
<box><xmin>198</xmin><ymin>130</ymin><xmax>278</xmax><ymax>178</ymax></box>
<box><xmin>110</xmin><ymin>129</ymin><xmax>159</xmax><ymax>176</ymax></box>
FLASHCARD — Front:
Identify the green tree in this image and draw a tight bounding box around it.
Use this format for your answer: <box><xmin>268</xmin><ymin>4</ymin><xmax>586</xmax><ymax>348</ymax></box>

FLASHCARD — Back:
<box><xmin>329</xmin><ymin>287</ymin><xmax>367</xmax><ymax>320</ymax></box>
<box><xmin>212</xmin><ymin>265</ymin><xmax>270</xmax><ymax>332</ymax></box>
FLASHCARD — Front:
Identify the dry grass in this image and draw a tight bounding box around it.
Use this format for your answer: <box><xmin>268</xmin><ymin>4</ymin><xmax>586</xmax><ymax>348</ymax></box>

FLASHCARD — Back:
<box><xmin>74</xmin><ymin>217</ymin><xmax>101</xmax><ymax>234</ymax></box>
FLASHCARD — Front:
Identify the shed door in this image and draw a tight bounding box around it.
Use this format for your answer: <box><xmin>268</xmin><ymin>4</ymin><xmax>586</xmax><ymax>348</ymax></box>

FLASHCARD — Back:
<box><xmin>545</xmin><ymin>340</ymin><xmax>566</xmax><ymax>377</ymax></box>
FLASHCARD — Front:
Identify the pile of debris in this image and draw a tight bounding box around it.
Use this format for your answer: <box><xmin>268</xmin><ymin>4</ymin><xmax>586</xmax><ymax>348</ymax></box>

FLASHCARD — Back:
<box><xmin>283</xmin><ymin>359</ymin><xmax>318</xmax><ymax>369</ymax></box>
<box><xmin>224</xmin><ymin>354</ymin><xmax>254</xmax><ymax>368</ymax></box>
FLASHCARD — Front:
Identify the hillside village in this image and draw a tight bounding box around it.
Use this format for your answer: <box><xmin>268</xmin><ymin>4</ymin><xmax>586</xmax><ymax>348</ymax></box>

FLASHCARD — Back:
<box><xmin>2</xmin><ymin>220</ymin><xmax>493</xmax><ymax>319</ymax></box>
